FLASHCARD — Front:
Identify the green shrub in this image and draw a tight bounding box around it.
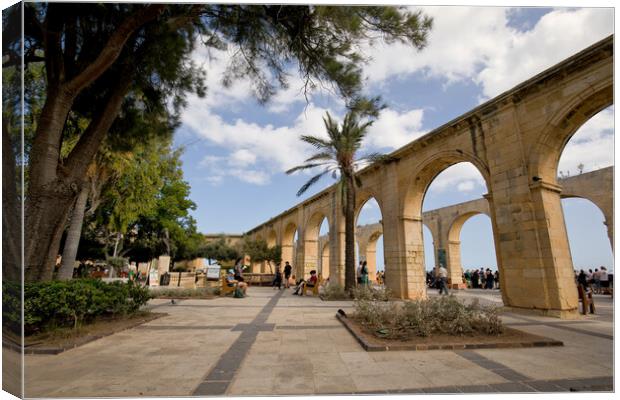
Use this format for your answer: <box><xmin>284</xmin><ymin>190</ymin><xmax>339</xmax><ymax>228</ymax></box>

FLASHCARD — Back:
<box><xmin>321</xmin><ymin>283</ymin><xmax>349</xmax><ymax>300</ymax></box>
<box><xmin>3</xmin><ymin>279</ymin><xmax>151</xmax><ymax>335</ymax></box>
<box><xmin>354</xmin><ymin>295</ymin><xmax>503</xmax><ymax>339</ymax></box>
<box><xmin>351</xmin><ymin>285</ymin><xmax>392</xmax><ymax>301</ymax></box>
<box><xmin>151</xmin><ymin>287</ymin><xmax>216</xmax><ymax>298</ymax></box>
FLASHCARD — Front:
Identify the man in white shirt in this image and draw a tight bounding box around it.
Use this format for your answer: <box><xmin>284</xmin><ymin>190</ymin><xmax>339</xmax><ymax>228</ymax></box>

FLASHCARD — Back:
<box><xmin>437</xmin><ymin>264</ymin><xmax>449</xmax><ymax>295</ymax></box>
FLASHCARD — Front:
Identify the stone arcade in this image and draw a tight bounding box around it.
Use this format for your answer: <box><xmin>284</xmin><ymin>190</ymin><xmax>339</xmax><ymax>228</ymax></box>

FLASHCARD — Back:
<box><xmin>245</xmin><ymin>36</ymin><xmax>613</xmax><ymax>318</ymax></box>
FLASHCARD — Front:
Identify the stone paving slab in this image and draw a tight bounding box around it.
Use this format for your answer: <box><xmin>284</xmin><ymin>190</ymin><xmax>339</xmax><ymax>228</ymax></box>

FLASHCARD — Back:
<box><xmin>21</xmin><ymin>287</ymin><xmax>614</xmax><ymax>397</ymax></box>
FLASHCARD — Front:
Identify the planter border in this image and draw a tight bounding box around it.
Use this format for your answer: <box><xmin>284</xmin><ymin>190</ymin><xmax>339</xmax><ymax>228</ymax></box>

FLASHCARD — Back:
<box><xmin>3</xmin><ymin>312</ymin><xmax>166</xmax><ymax>355</ymax></box>
<box><xmin>336</xmin><ymin>313</ymin><xmax>563</xmax><ymax>352</ymax></box>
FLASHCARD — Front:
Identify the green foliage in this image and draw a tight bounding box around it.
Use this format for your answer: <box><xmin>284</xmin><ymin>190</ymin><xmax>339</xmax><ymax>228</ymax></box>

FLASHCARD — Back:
<box><xmin>351</xmin><ymin>285</ymin><xmax>391</xmax><ymax>301</ymax></box>
<box><xmin>320</xmin><ymin>283</ymin><xmax>349</xmax><ymax>301</ymax></box>
<box><xmin>3</xmin><ymin>279</ymin><xmax>152</xmax><ymax>335</ymax></box>
<box><xmin>241</xmin><ymin>238</ymin><xmax>281</xmax><ymax>264</ymax></box>
<box><xmin>354</xmin><ymin>296</ymin><xmax>503</xmax><ymax>339</ymax></box>
<box><xmin>200</xmin><ymin>238</ymin><xmax>240</xmax><ymax>263</ymax></box>
<box><xmin>151</xmin><ymin>287</ymin><xmax>217</xmax><ymax>298</ymax></box>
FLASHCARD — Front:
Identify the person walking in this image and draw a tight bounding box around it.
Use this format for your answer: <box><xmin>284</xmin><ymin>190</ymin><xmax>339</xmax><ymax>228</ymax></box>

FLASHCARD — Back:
<box><xmin>494</xmin><ymin>270</ymin><xmax>500</xmax><ymax>289</ymax></box>
<box><xmin>272</xmin><ymin>263</ymin><xmax>283</xmax><ymax>290</ymax></box>
<box><xmin>471</xmin><ymin>269</ymin><xmax>479</xmax><ymax>289</ymax></box>
<box><xmin>437</xmin><ymin>264</ymin><xmax>449</xmax><ymax>295</ymax></box>
<box><xmin>284</xmin><ymin>261</ymin><xmax>292</xmax><ymax>288</ymax></box>
<box><xmin>356</xmin><ymin>261</ymin><xmax>363</xmax><ymax>286</ymax></box>
<box><xmin>360</xmin><ymin>261</ymin><xmax>369</xmax><ymax>286</ymax></box>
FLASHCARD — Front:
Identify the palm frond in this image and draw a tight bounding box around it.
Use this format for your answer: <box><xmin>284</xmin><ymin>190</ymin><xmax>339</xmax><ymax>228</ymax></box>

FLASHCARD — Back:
<box><xmin>285</xmin><ymin>162</ymin><xmax>329</xmax><ymax>175</ymax></box>
<box><xmin>300</xmin><ymin>135</ymin><xmax>332</xmax><ymax>150</ymax></box>
<box><xmin>296</xmin><ymin>170</ymin><xmax>329</xmax><ymax>197</ymax></box>
<box><xmin>304</xmin><ymin>151</ymin><xmax>336</xmax><ymax>163</ymax></box>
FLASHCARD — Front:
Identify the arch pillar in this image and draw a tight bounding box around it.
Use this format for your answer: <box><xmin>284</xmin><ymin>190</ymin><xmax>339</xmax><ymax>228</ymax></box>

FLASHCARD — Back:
<box><xmin>302</xmin><ymin>237</ymin><xmax>319</xmax><ymax>277</ymax></box>
<box><xmin>446</xmin><ymin>239</ymin><xmax>464</xmax><ymax>287</ymax></box>
<box><xmin>491</xmin><ymin>175</ymin><xmax>578</xmax><ymax>318</ymax></box>
<box><xmin>320</xmin><ymin>243</ymin><xmax>330</xmax><ymax>279</ymax></box>
<box><xmin>365</xmin><ymin>239</ymin><xmax>378</xmax><ymax>283</ymax></box>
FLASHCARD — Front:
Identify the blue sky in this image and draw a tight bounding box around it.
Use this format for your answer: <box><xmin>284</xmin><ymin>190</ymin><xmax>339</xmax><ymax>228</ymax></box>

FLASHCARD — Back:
<box><xmin>174</xmin><ymin>5</ymin><xmax>614</xmax><ymax>272</ymax></box>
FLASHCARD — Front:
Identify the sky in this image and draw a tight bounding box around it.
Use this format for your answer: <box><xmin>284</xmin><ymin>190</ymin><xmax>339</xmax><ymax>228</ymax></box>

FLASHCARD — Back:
<box><xmin>173</xmin><ymin>5</ymin><xmax>615</xmax><ymax>272</ymax></box>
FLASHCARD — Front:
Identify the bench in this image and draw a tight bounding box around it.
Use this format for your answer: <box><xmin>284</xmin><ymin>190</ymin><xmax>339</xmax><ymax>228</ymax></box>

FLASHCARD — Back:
<box><xmin>221</xmin><ymin>275</ymin><xmax>236</xmax><ymax>296</ymax></box>
<box><xmin>303</xmin><ymin>274</ymin><xmax>324</xmax><ymax>296</ymax></box>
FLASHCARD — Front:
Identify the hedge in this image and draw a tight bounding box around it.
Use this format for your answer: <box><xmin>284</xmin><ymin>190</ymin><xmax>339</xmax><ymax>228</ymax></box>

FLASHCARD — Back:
<box><xmin>2</xmin><ymin>279</ymin><xmax>152</xmax><ymax>335</ymax></box>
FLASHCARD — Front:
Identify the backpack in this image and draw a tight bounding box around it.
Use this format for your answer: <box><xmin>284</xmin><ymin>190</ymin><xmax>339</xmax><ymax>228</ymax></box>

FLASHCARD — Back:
<box><xmin>233</xmin><ymin>287</ymin><xmax>244</xmax><ymax>298</ymax></box>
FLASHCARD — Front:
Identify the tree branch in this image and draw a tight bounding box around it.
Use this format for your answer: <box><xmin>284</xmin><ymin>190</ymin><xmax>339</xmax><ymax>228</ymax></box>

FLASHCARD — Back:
<box><xmin>65</xmin><ymin>4</ymin><xmax>165</xmax><ymax>95</ymax></box>
<box><xmin>65</xmin><ymin>72</ymin><xmax>133</xmax><ymax>180</ymax></box>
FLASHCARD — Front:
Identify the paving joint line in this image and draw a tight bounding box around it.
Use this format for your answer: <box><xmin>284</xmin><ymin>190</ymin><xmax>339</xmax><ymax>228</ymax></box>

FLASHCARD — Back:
<box><xmin>454</xmin><ymin>350</ymin><xmax>531</xmax><ymax>382</ymax></box>
<box><xmin>191</xmin><ymin>290</ymin><xmax>284</xmax><ymax>396</ymax></box>
<box><xmin>506</xmin><ymin>314</ymin><xmax>613</xmax><ymax>340</ymax></box>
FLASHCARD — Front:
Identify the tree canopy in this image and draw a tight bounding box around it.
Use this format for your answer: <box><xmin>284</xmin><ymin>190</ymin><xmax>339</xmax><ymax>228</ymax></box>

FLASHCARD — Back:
<box><xmin>2</xmin><ymin>3</ymin><xmax>432</xmax><ymax>281</ymax></box>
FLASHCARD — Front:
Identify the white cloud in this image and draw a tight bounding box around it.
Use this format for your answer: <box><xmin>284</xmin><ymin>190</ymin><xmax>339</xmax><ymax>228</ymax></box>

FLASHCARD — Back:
<box><xmin>558</xmin><ymin>106</ymin><xmax>614</xmax><ymax>176</ymax></box>
<box><xmin>229</xmin><ymin>149</ymin><xmax>257</xmax><ymax>166</ymax></box>
<box><xmin>364</xmin><ymin>109</ymin><xmax>427</xmax><ymax>150</ymax></box>
<box><xmin>430</xmin><ymin>163</ymin><xmax>486</xmax><ymax>193</ymax></box>
<box><xmin>475</xmin><ymin>8</ymin><xmax>614</xmax><ymax>99</ymax></box>
<box><xmin>362</xmin><ymin>7</ymin><xmax>613</xmax><ymax>100</ymax></box>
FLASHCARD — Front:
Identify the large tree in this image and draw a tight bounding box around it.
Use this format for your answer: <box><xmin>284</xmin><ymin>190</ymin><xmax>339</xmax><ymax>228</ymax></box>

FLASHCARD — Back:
<box><xmin>3</xmin><ymin>4</ymin><xmax>431</xmax><ymax>281</ymax></box>
<box><xmin>286</xmin><ymin>112</ymin><xmax>390</xmax><ymax>291</ymax></box>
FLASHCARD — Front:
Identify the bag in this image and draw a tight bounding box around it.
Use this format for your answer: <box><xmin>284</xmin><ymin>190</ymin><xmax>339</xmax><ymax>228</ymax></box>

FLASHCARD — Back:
<box><xmin>233</xmin><ymin>287</ymin><xmax>244</xmax><ymax>298</ymax></box>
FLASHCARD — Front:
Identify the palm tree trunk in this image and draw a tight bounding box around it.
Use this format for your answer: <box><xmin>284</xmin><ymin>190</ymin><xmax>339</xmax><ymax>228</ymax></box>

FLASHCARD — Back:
<box><xmin>344</xmin><ymin>173</ymin><xmax>356</xmax><ymax>291</ymax></box>
<box><xmin>57</xmin><ymin>185</ymin><xmax>89</xmax><ymax>280</ymax></box>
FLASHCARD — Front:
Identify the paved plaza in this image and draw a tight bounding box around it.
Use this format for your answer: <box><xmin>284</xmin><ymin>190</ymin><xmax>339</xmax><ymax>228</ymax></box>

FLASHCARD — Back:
<box><xmin>20</xmin><ymin>287</ymin><xmax>613</xmax><ymax>397</ymax></box>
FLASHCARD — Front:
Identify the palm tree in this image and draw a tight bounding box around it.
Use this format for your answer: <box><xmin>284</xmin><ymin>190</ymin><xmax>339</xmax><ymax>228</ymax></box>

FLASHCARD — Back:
<box><xmin>286</xmin><ymin>111</ymin><xmax>389</xmax><ymax>291</ymax></box>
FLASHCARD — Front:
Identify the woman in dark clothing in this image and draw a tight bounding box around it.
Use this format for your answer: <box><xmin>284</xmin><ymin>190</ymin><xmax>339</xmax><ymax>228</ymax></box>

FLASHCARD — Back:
<box><xmin>472</xmin><ymin>269</ymin><xmax>479</xmax><ymax>289</ymax></box>
<box><xmin>272</xmin><ymin>263</ymin><xmax>283</xmax><ymax>290</ymax></box>
<box><xmin>577</xmin><ymin>269</ymin><xmax>588</xmax><ymax>289</ymax></box>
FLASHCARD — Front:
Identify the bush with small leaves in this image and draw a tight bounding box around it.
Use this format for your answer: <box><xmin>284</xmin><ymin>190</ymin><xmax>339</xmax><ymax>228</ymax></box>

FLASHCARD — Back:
<box><xmin>353</xmin><ymin>295</ymin><xmax>503</xmax><ymax>339</ymax></box>
<box><xmin>321</xmin><ymin>283</ymin><xmax>349</xmax><ymax>300</ymax></box>
<box><xmin>3</xmin><ymin>279</ymin><xmax>152</xmax><ymax>335</ymax></box>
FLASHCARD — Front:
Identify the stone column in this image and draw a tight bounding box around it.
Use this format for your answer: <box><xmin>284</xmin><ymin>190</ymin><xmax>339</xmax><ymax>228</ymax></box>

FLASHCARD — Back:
<box><xmin>302</xmin><ymin>238</ymin><xmax>319</xmax><ymax>277</ymax></box>
<box><xmin>321</xmin><ymin>244</ymin><xmax>330</xmax><ymax>279</ymax></box>
<box><xmin>365</xmin><ymin>239</ymin><xmax>378</xmax><ymax>283</ymax></box>
<box><xmin>491</xmin><ymin>177</ymin><xmax>578</xmax><ymax>318</ymax></box>
<box><xmin>446</xmin><ymin>239</ymin><xmax>464</xmax><ymax>287</ymax></box>
<box><xmin>382</xmin><ymin>164</ymin><xmax>426</xmax><ymax>300</ymax></box>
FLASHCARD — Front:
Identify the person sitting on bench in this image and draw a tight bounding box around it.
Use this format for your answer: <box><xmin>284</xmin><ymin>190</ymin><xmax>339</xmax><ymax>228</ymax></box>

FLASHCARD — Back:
<box><xmin>295</xmin><ymin>270</ymin><xmax>318</xmax><ymax>296</ymax></box>
<box><xmin>227</xmin><ymin>269</ymin><xmax>247</xmax><ymax>296</ymax></box>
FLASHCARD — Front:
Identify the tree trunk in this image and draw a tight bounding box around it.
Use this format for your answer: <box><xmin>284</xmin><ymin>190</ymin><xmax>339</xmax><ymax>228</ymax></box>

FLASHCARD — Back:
<box><xmin>2</xmin><ymin>118</ymin><xmax>21</xmax><ymax>282</ymax></box>
<box><xmin>112</xmin><ymin>232</ymin><xmax>122</xmax><ymax>258</ymax></box>
<box><xmin>344</xmin><ymin>173</ymin><xmax>356</xmax><ymax>291</ymax></box>
<box><xmin>57</xmin><ymin>185</ymin><xmax>89</xmax><ymax>280</ymax></box>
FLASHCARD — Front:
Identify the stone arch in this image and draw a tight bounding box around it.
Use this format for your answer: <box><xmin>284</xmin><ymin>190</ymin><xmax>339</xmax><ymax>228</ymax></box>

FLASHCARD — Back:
<box><xmin>354</xmin><ymin>190</ymin><xmax>386</xmax><ymax>227</ymax></box>
<box><xmin>301</xmin><ymin>211</ymin><xmax>330</xmax><ymax>277</ymax></box>
<box><xmin>402</xmin><ymin>151</ymin><xmax>491</xmax><ymax>219</ymax></box>
<box><xmin>528</xmin><ymin>83</ymin><xmax>613</xmax><ymax>184</ymax></box>
<box><xmin>560</xmin><ymin>195</ymin><xmax>614</xmax><ymax>255</ymax></box>
<box><xmin>446</xmin><ymin>211</ymin><xmax>491</xmax><ymax>283</ymax></box>
<box><xmin>562</xmin><ymin>195</ymin><xmax>614</xmax><ymax>270</ymax></box>
<box><xmin>281</xmin><ymin>221</ymin><xmax>298</xmax><ymax>270</ymax></box>
<box><xmin>266</xmin><ymin>228</ymin><xmax>277</xmax><ymax>247</ymax></box>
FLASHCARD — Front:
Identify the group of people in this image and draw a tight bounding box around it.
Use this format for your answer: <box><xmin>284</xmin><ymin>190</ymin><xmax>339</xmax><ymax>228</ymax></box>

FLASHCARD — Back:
<box><xmin>272</xmin><ymin>261</ymin><xmax>320</xmax><ymax>296</ymax></box>
<box><xmin>576</xmin><ymin>266</ymin><xmax>611</xmax><ymax>293</ymax></box>
<box><xmin>464</xmin><ymin>268</ymin><xmax>499</xmax><ymax>290</ymax></box>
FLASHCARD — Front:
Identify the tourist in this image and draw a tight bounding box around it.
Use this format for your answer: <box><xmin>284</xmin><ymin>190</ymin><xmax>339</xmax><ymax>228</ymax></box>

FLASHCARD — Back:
<box><xmin>437</xmin><ymin>264</ymin><xmax>449</xmax><ymax>295</ymax></box>
<box><xmin>577</xmin><ymin>269</ymin><xmax>588</xmax><ymax>289</ymax></box>
<box><xmin>600</xmin><ymin>266</ymin><xmax>609</xmax><ymax>291</ymax></box>
<box><xmin>479</xmin><ymin>268</ymin><xmax>486</xmax><ymax>289</ymax></box>
<box><xmin>298</xmin><ymin>270</ymin><xmax>319</xmax><ymax>296</ymax></box>
<box><xmin>485</xmin><ymin>269</ymin><xmax>494</xmax><ymax>290</ymax></box>
<box><xmin>284</xmin><ymin>261</ymin><xmax>292</xmax><ymax>288</ymax></box>
<box><xmin>494</xmin><ymin>270</ymin><xmax>500</xmax><ymax>289</ymax></box>
<box><xmin>361</xmin><ymin>261</ymin><xmax>369</xmax><ymax>286</ymax></box>
<box><xmin>227</xmin><ymin>269</ymin><xmax>248</xmax><ymax>297</ymax></box>
<box><xmin>587</xmin><ymin>269</ymin><xmax>594</xmax><ymax>284</ymax></box>
<box><xmin>272</xmin><ymin>262</ymin><xmax>283</xmax><ymax>290</ymax></box>
<box><xmin>471</xmin><ymin>269</ymin><xmax>479</xmax><ymax>289</ymax></box>
<box><xmin>356</xmin><ymin>261</ymin><xmax>363</xmax><ymax>285</ymax></box>
<box><xmin>463</xmin><ymin>270</ymin><xmax>471</xmax><ymax>288</ymax></box>
<box><xmin>233</xmin><ymin>257</ymin><xmax>245</xmax><ymax>282</ymax></box>
<box><xmin>593</xmin><ymin>268</ymin><xmax>601</xmax><ymax>292</ymax></box>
